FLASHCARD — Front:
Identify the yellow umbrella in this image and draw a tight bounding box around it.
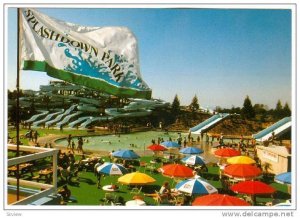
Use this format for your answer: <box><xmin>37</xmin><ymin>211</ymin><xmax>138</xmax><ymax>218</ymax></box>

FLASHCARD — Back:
<box><xmin>118</xmin><ymin>171</ymin><xmax>156</xmax><ymax>185</ymax></box>
<box><xmin>227</xmin><ymin>156</ymin><xmax>256</xmax><ymax>165</ymax></box>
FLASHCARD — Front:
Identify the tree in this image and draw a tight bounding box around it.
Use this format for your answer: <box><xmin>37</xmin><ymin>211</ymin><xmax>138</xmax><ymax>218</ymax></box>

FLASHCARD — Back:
<box><xmin>171</xmin><ymin>94</ymin><xmax>181</xmax><ymax>117</ymax></box>
<box><xmin>282</xmin><ymin>102</ymin><xmax>291</xmax><ymax>117</ymax></box>
<box><xmin>241</xmin><ymin>95</ymin><xmax>255</xmax><ymax>119</ymax></box>
<box><xmin>189</xmin><ymin>95</ymin><xmax>199</xmax><ymax>112</ymax></box>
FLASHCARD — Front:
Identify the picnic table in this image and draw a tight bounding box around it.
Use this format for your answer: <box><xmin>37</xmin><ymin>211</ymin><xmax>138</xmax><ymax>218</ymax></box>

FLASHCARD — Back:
<box><xmin>8</xmin><ymin>163</ymin><xmax>33</xmax><ymax>177</ymax></box>
<box><xmin>33</xmin><ymin>168</ymin><xmax>53</xmax><ymax>183</ymax></box>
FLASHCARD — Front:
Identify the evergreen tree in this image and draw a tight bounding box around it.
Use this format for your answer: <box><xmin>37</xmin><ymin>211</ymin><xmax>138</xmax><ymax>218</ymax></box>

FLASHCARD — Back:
<box><xmin>242</xmin><ymin>95</ymin><xmax>255</xmax><ymax>119</ymax></box>
<box><xmin>283</xmin><ymin>102</ymin><xmax>291</xmax><ymax>117</ymax></box>
<box><xmin>171</xmin><ymin>94</ymin><xmax>181</xmax><ymax>117</ymax></box>
<box><xmin>275</xmin><ymin>100</ymin><xmax>283</xmax><ymax>111</ymax></box>
<box><xmin>189</xmin><ymin>95</ymin><xmax>200</xmax><ymax>112</ymax></box>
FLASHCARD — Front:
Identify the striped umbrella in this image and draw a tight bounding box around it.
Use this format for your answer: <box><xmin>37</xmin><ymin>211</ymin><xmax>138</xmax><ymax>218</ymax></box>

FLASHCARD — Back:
<box><xmin>96</xmin><ymin>162</ymin><xmax>128</xmax><ymax>175</ymax></box>
<box><xmin>175</xmin><ymin>178</ymin><xmax>218</xmax><ymax>195</ymax></box>
<box><xmin>181</xmin><ymin>155</ymin><xmax>206</xmax><ymax>166</ymax></box>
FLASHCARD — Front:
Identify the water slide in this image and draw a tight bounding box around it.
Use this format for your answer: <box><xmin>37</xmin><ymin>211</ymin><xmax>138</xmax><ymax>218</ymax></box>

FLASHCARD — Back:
<box><xmin>126</xmin><ymin>98</ymin><xmax>169</xmax><ymax>110</ymax></box>
<box><xmin>32</xmin><ymin>110</ymin><xmax>64</xmax><ymax>127</ymax></box>
<box><xmin>190</xmin><ymin>113</ymin><xmax>230</xmax><ymax>134</ymax></box>
<box><xmin>79</xmin><ymin>116</ymin><xmax>114</xmax><ymax>129</ymax></box>
<box><xmin>77</xmin><ymin>104</ymin><xmax>99</xmax><ymax>112</ymax></box>
<box><xmin>45</xmin><ymin>104</ymin><xmax>78</xmax><ymax>127</ymax></box>
<box><xmin>56</xmin><ymin>111</ymin><xmax>83</xmax><ymax>128</ymax></box>
<box><xmin>253</xmin><ymin>117</ymin><xmax>291</xmax><ymax>142</ymax></box>
<box><xmin>105</xmin><ymin>108</ymin><xmax>152</xmax><ymax>118</ymax></box>
<box><xmin>68</xmin><ymin>116</ymin><xmax>91</xmax><ymax>128</ymax></box>
<box><xmin>25</xmin><ymin>111</ymin><xmax>49</xmax><ymax>123</ymax></box>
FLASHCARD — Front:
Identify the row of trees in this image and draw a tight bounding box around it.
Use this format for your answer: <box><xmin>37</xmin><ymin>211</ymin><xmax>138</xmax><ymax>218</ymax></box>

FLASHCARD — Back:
<box><xmin>170</xmin><ymin>94</ymin><xmax>291</xmax><ymax>122</ymax></box>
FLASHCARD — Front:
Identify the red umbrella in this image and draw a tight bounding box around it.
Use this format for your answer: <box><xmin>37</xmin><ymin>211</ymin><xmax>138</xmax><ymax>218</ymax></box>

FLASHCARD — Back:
<box><xmin>192</xmin><ymin>194</ymin><xmax>250</xmax><ymax>206</ymax></box>
<box><xmin>230</xmin><ymin>181</ymin><xmax>276</xmax><ymax>195</ymax></box>
<box><xmin>159</xmin><ymin>164</ymin><xmax>194</xmax><ymax>178</ymax></box>
<box><xmin>224</xmin><ymin>164</ymin><xmax>261</xmax><ymax>180</ymax></box>
<box><xmin>147</xmin><ymin>144</ymin><xmax>167</xmax><ymax>151</ymax></box>
<box><xmin>214</xmin><ymin>148</ymin><xmax>241</xmax><ymax>158</ymax></box>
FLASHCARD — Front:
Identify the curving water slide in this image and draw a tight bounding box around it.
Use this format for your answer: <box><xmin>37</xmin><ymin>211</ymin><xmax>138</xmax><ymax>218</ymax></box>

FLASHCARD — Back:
<box><xmin>25</xmin><ymin>111</ymin><xmax>49</xmax><ymax>123</ymax></box>
<box><xmin>253</xmin><ymin>117</ymin><xmax>291</xmax><ymax>142</ymax></box>
<box><xmin>45</xmin><ymin>104</ymin><xmax>78</xmax><ymax>127</ymax></box>
<box><xmin>56</xmin><ymin>111</ymin><xmax>83</xmax><ymax>128</ymax></box>
<box><xmin>79</xmin><ymin>116</ymin><xmax>114</xmax><ymax>129</ymax></box>
<box><xmin>68</xmin><ymin>116</ymin><xmax>91</xmax><ymax>128</ymax></box>
<box><xmin>32</xmin><ymin>110</ymin><xmax>64</xmax><ymax>127</ymax></box>
<box><xmin>190</xmin><ymin>113</ymin><xmax>230</xmax><ymax>134</ymax></box>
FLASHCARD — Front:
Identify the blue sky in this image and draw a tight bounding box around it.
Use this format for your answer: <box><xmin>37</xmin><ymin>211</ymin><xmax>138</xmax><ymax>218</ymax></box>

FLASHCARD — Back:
<box><xmin>7</xmin><ymin>8</ymin><xmax>292</xmax><ymax>109</ymax></box>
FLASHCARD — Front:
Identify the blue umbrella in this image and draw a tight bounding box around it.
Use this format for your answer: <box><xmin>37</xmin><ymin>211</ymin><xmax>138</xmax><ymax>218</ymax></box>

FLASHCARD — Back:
<box><xmin>181</xmin><ymin>155</ymin><xmax>206</xmax><ymax>166</ymax></box>
<box><xmin>175</xmin><ymin>178</ymin><xmax>218</xmax><ymax>195</ymax></box>
<box><xmin>161</xmin><ymin>141</ymin><xmax>180</xmax><ymax>148</ymax></box>
<box><xmin>112</xmin><ymin>149</ymin><xmax>140</xmax><ymax>159</ymax></box>
<box><xmin>275</xmin><ymin>172</ymin><xmax>291</xmax><ymax>184</ymax></box>
<box><xmin>97</xmin><ymin>162</ymin><xmax>128</xmax><ymax>175</ymax></box>
<box><xmin>180</xmin><ymin>147</ymin><xmax>204</xmax><ymax>155</ymax></box>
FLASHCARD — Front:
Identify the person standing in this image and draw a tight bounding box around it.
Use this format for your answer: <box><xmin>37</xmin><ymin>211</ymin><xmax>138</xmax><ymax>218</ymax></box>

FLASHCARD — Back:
<box><xmin>67</xmin><ymin>134</ymin><xmax>72</xmax><ymax>149</ymax></box>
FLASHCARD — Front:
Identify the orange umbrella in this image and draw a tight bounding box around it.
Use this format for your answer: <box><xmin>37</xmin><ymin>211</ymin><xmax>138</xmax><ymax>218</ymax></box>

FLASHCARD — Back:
<box><xmin>224</xmin><ymin>164</ymin><xmax>261</xmax><ymax>180</ymax></box>
<box><xmin>147</xmin><ymin>144</ymin><xmax>167</xmax><ymax>151</ymax></box>
<box><xmin>159</xmin><ymin>164</ymin><xmax>194</xmax><ymax>178</ymax></box>
<box><xmin>230</xmin><ymin>181</ymin><xmax>276</xmax><ymax>195</ymax></box>
<box><xmin>192</xmin><ymin>194</ymin><xmax>250</xmax><ymax>206</ymax></box>
<box><xmin>214</xmin><ymin>148</ymin><xmax>241</xmax><ymax>158</ymax></box>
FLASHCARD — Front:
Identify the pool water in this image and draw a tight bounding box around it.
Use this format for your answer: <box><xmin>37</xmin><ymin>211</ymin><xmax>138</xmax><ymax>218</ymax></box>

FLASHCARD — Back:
<box><xmin>55</xmin><ymin>131</ymin><xmax>185</xmax><ymax>152</ymax></box>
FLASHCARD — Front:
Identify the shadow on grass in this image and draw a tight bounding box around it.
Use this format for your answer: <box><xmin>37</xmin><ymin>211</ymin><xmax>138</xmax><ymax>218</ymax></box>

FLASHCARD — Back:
<box><xmin>274</xmin><ymin>190</ymin><xmax>291</xmax><ymax>200</ymax></box>
<box><xmin>78</xmin><ymin>177</ymin><xmax>96</xmax><ymax>185</ymax></box>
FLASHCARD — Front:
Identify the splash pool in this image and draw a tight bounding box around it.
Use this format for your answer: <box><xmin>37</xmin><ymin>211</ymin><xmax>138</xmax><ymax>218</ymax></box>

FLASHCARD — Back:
<box><xmin>55</xmin><ymin>131</ymin><xmax>185</xmax><ymax>152</ymax></box>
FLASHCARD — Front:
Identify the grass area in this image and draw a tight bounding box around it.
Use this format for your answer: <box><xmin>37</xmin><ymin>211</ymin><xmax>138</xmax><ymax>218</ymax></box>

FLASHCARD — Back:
<box><xmin>59</xmin><ymin>155</ymin><xmax>290</xmax><ymax>206</ymax></box>
<box><xmin>7</xmin><ymin>128</ymin><xmax>291</xmax><ymax>206</ymax></box>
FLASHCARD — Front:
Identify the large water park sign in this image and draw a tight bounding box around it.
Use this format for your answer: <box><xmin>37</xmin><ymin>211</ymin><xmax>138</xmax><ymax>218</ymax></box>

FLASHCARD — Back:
<box><xmin>20</xmin><ymin>9</ymin><xmax>151</xmax><ymax>99</ymax></box>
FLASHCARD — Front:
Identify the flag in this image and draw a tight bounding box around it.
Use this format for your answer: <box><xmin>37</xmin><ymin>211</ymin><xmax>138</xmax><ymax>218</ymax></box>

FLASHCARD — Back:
<box><xmin>20</xmin><ymin>8</ymin><xmax>152</xmax><ymax>99</ymax></box>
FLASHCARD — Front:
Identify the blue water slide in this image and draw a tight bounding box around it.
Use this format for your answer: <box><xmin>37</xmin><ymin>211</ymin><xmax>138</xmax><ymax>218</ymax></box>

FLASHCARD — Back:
<box><xmin>68</xmin><ymin>116</ymin><xmax>91</xmax><ymax>128</ymax></box>
<box><xmin>25</xmin><ymin>111</ymin><xmax>49</xmax><ymax>123</ymax></box>
<box><xmin>79</xmin><ymin>116</ymin><xmax>113</xmax><ymax>129</ymax></box>
<box><xmin>190</xmin><ymin>113</ymin><xmax>230</xmax><ymax>134</ymax></box>
<box><xmin>45</xmin><ymin>104</ymin><xmax>78</xmax><ymax>127</ymax></box>
<box><xmin>32</xmin><ymin>110</ymin><xmax>64</xmax><ymax>127</ymax></box>
<box><xmin>56</xmin><ymin>111</ymin><xmax>83</xmax><ymax>127</ymax></box>
<box><xmin>253</xmin><ymin>117</ymin><xmax>291</xmax><ymax>141</ymax></box>
<box><xmin>105</xmin><ymin>108</ymin><xmax>152</xmax><ymax>118</ymax></box>
<box><xmin>77</xmin><ymin>104</ymin><xmax>99</xmax><ymax>112</ymax></box>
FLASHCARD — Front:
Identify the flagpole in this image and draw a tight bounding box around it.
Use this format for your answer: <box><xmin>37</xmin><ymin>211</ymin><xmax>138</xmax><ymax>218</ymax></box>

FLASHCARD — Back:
<box><xmin>16</xmin><ymin>8</ymin><xmax>21</xmax><ymax>201</ymax></box>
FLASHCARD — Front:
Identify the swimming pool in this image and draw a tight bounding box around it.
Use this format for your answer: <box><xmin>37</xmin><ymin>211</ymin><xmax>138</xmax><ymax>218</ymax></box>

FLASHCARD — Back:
<box><xmin>55</xmin><ymin>131</ymin><xmax>185</xmax><ymax>152</ymax></box>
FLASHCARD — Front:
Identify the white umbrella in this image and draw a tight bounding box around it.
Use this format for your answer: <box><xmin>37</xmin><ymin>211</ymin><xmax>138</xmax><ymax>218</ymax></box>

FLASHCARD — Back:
<box><xmin>125</xmin><ymin>199</ymin><xmax>146</xmax><ymax>206</ymax></box>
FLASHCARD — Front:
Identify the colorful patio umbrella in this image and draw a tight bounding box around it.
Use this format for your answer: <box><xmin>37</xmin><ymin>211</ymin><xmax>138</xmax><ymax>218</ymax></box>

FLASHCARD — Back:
<box><xmin>161</xmin><ymin>141</ymin><xmax>180</xmax><ymax>148</ymax></box>
<box><xmin>275</xmin><ymin>172</ymin><xmax>291</xmax><ymax>184</ymax></box>
<box><xmin>230</xmin><ymin>181</ymin><xmax>276</xmax><ymax>195</ymax></box>
<box><xmin>159</xmin><ymin>164</ymin><xmax>194</xmax><ymax>178</ymax></box>
<box><xmin>118</xmin><ymin>171</ymin><xmax>156</xmax><ymax>185</ymax></box>
<box><xmin>181</xmin><ymin>155</ymin><xmax>206</xmax><ymax>166</ymax></box>
<box><xmin>227</xmin><ymin>156</ymin><xmax>256</xmax><ymax>165</ymax></box>
<box><xmin>180</xmin><ymin>147</ymin><xmax>204</xmax><ymax>155</ymax></box>
<box><xmin>147</xmin><ymin>144</ymin><xmax>167</xmax><ymax>151</ymax></box>
<box><xmin>224</xmin><ymin>164</ymin><xmax>262</xmax><ymax>180</ymax></box>
<box><xmin>192</xmin><ymin>194</ymin><xmax>250</xmax><ymax>206</ymax></box>
<box><xmin>175</xmin><ymin>178</ymin><xmax>218</xmax><ymax>195</ymax></box>
<box><xmin>96</xmin><ymin>162</ymin><xmax>128</xmax><ymax>175</ymax></box>
<box><xmin>112</xmin><ymin>149</ymin><xmax>140</xmax><ymax>159</ymax></box>
<box><xmin>214</xmin><ymin>148</ymin><xmax>241</xmax><ymax>158</ymax></box>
